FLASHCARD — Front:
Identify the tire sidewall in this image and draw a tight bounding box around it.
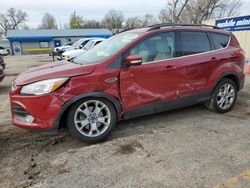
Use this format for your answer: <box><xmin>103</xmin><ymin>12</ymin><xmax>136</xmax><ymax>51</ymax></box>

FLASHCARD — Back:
<box><xmin>212</xmin><ymin>79</ymin><xmax>238</xmax><ymax>113</ymax></box>
<box><xmin>67</xmin><ymin>98</ymin><xmax>117</xmax><ymax>143</ymax></box>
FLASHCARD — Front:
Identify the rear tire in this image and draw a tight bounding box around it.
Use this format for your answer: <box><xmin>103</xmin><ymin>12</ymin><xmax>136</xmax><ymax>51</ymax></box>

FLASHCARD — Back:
<box><xmin>66</xmin><ymin>98</ymin><xmax>117</xmax><ymax>143</ymax></box>
<box><xmin>206</xmin><ymin>78</ymin><xmax>237</xmax><ymax>113</ymax></box>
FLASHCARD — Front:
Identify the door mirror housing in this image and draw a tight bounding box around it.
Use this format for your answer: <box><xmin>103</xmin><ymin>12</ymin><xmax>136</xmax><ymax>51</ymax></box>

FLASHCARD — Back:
<box><xmin>79</xmin><ymin>45</ymin><xmax>83</xmax><ymax>49</ymax></box>
<box><xmin>125</xmin><ymin>55</ymin><xmax>142</xmax><ymax>66</ymax></box>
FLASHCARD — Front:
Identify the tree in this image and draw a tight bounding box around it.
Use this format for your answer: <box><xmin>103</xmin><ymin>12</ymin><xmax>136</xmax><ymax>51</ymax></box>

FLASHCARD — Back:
<box><xmin>0</xmin><ymin>8</ymin><xmax>28</xmax><ymax>36</ymax></box>
<box><xmin>38</xmin><ymin>13</ymin><xmax>58</xmax><ymax>29</ymax></box>
<box><xmin>159</xmin><ymin>0</ymin><xmax>189</xmax><ymax>23</ymax></box>
<box><xmin>102</xmin><ymin>10</ymin><xmax>124</xmax><ymax>30</ymax></box>
<box><xmin>141</xmin><ymin>14</ymin><xmax>157</xmax><ymax>27</ymax></box>
<box><xmin>159</xmin><ymin>0</ymin><xmax>242</xmax><ymax>24</ymax></box>
<box><xmin>83</xmin><ymin>20</ymin><xmax>102</xmax><ymax>28</ymax></box>
<box><xmin>125</xmin><ymin>17</ymin><xmax>142</xmax><ymax>29</ymax></box>
<box><xmin>69</xmin><ymin>11</ymin><xmax>84</xmax><ymax>29</ymax></box>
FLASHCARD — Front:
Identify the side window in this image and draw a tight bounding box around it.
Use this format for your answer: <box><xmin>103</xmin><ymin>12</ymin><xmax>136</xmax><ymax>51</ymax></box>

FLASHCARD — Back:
<box><xmin>94</xmin><ymin>41</ymin><xmax>102</xmax><ymax>46</ymax></box>
<box><xmin>129</xmin><ymin>32</ymin><xmax>175</xmax><ymax>63</ymax></box>
<box><xmin>210</xmin><ymin>33</ymin><xmax>230</xmax><ymax>49</ymax></box>
<box><xmin>180</xmin><ymin>31</ymin><xmax>211</xmax><ymax>56</ymax></box>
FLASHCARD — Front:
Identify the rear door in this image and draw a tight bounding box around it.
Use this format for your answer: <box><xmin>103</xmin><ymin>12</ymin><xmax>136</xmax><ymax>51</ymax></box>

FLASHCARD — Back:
<box><xmin>119</xmin><ymin>32</ymin><xmax>181</xmax><ymax>111</ymax></box>
<box><xmin>177</xmin><ymin>31</ymin><xmax>216</xmax><ymax>97</ymax></box>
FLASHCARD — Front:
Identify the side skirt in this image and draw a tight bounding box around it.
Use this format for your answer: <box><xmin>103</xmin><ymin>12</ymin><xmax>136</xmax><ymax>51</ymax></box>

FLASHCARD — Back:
<box><xmin>123</xmin><ymin>92</ymin><xmax>210</xmax><ymax>120</ymax></box>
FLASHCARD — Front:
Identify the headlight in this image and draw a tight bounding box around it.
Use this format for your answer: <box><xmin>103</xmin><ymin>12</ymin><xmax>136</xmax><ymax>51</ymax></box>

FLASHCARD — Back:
<box><xmin>20</xmin><ymin>78</ymin><xmax>68</xmax><ymax>95</ymax></box>
<box><xmin>64</xmin><ymin>55</ymin><xmax>70</xmax><ymax>60</ymax></box>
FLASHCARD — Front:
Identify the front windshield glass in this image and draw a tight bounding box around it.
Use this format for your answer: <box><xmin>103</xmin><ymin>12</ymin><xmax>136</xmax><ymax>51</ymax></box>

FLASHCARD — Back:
<box><xmin>74</xmin><ymin>32</ymin><xmax>141</xmax><ymax>65</ymax></box>
<box><xmin>72</xmin><ymin>39</ymin><xmax>84</xmax><ymax>47</ymax></box>
<box><xmin>83</xmin><ymin>40</ymin><xmax>95</xmax><ymax>50</ymax></box>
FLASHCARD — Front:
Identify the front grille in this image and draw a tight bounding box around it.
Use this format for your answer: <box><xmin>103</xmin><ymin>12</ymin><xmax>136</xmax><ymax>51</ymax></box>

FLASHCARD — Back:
<box><xmin>12</xmin><ymin>103</ymin><xmax>29</xmax><ymax>117</ymax></box>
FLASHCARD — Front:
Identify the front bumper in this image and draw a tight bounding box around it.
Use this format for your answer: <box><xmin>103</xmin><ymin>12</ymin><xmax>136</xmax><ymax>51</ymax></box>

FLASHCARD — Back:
<box><xmin>10</xmin><ymin>87</ymin><xmax>64</xmax><ymax>131</ymax></box>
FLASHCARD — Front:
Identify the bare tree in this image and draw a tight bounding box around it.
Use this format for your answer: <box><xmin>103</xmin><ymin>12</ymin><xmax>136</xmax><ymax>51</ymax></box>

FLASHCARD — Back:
<box><xmin>159</xmin><ymin>0</ymin><xmax>242</xmax><ymax>24</ymax></box>
<box><xmin>0</xmin><ymin>8</ymin><xmax>28</xmax><ymax>36</ymax></box>
<box><xmin>141</xmin><ymin>14</ymin><xmax>157</xmax><ymax>26</ymax></box>
<box><xmin>185</xmin><ymin>0</ymin><xmax>242</xmax><ymax>23</ymax></box>
<box><xmin>38</xmin><ymin>13</ymin><xmax>58</xmax><ymax>29</ymax></box>
<box><xmin>102</xmin><ymin>10</ymin><xmax>124</xmax><ymax>30</ymax></box>
<box><xmin>125</xmin><ymin>17</ymin><xmax>142</xmax><ymax>29</ymax></box>
<box><xmin>159</xmin><ymin>0</ymin><xmax>189</xmax><ymax>23</ymax></box>
<box><xmin>83</xmin><ymin>20</ymin><xmax>102</xmax><ymax>28</ymax></box>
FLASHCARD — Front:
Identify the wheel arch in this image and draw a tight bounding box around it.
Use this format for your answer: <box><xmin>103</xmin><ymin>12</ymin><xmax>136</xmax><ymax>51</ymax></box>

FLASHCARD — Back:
<box><xmin>55</xmin><ymin>92</ymin><xmax>122</xmax><ymax>130</ymax></box>
<box><xmin>213</xmin><ymin>72</ymin><xmax>240</xmax><ymax>93</ymax></box>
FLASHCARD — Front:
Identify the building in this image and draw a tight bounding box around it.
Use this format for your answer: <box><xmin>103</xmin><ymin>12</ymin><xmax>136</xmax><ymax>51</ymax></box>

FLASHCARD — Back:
<box><xmin>6</xmin><ymin>29</ymin><xmax>112</xmax><ymax>55</ymax></box>
<box><xmin>204</xmin><ymin>15</ymin><xmax>250</xmax><ymax>60</ymax></box>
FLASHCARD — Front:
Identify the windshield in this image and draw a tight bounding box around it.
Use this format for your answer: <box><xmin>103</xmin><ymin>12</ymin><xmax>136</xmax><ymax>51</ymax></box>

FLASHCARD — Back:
<box><xmin>83</xmin><ymin>40</ymin><xmax>95</xmax><ymax>50</ymax></box>
<box><xmin>74</xmin><ymin>32</ymin><xmax>141</xmax><ymax>65</ymax></box>
<box><xmin>72</xmin><ymin>39</ymin><xmax>84</xmax><ymax>47</ymax></box>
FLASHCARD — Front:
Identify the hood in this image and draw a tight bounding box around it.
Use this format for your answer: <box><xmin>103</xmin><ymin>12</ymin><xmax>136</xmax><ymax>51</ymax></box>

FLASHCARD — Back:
<box><xmin>54</xmin><ymin>46</ymin><xmax>71</xmax><ymax>52</ymax></box>
<box><xmin>15</xmin><ymin>61</ymin><xmax>96</xmax><ymax>86</ymax></box>
<box><xmin>63</xmin><ymin>49</ymin><xmax>86</xmax><ymax>58</ymax></box>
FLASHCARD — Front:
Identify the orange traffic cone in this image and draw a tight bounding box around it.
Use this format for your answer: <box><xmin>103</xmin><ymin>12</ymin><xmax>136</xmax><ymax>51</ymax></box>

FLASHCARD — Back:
<box><xmin>245</xmin><ymin>63</ymin><xmax>250</xmax><ymax>74</ymax></box>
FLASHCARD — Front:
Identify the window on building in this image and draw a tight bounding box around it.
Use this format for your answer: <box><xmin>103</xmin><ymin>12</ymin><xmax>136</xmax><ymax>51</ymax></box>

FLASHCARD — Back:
<box><xmin>180</xmin><ymin>31</ymin><xmax>211</xmax><ymax>56</ymax></box>
<box><xmin>40</xmin><ymin>42</ymin><xmax>49</xmax><ymax>48</ymax></box>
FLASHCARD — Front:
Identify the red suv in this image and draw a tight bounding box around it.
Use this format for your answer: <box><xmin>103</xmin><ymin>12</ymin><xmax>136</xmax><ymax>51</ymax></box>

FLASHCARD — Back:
<box><xmin>10</xmin><ymin>24</ymin><xmax>245</xmax><ymax>143</ymax></box>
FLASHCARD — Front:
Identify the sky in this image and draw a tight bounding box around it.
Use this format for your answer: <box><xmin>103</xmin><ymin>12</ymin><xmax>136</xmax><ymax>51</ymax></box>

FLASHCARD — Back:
<box><xmin>0</xmin><ymin>0</ymin><xmax>250</xmax><ymax>28</ymax></box>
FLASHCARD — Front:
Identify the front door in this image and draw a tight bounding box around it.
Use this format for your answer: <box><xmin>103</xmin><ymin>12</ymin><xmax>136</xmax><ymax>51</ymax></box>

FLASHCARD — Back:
<box><xmin>120</xmin><ymin>32</ymin><xmax>180</xmax><ymax>112</ymax></box>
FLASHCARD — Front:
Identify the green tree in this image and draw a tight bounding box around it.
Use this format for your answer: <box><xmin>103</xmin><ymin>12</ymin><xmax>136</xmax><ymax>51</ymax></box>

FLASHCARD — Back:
<box><xmin>69</xmin><ymin>11</ymin><xmax>84</xmax><ymax>29</ymax></box>
<box><xmin>39</xmin><ymin>13</ymin><xmax>58</xmax><ymax>29</ymax></box>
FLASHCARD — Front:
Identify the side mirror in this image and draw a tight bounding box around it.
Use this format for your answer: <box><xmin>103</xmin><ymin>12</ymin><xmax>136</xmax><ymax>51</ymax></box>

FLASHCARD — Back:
<box><xmin>125</xmin><ymin>55</ymin><xmax>142</xmax><ymax>66</ymax></box>
<box><xmin>79</xmin><ymin>45</ymin><xmax>83</xmax><ymax>49</ymax></box>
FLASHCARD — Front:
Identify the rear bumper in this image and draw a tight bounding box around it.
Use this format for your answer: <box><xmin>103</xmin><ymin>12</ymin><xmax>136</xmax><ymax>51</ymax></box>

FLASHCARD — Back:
<box><xmin>239</xmin><ymin>72</ymin><xmax>245</xmax><ymax>90</ymax></box>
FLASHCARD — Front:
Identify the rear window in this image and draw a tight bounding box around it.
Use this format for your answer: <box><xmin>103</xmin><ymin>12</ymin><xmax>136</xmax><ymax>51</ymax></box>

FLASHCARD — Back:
<box><xmin>180</xmin><ymin>31</ymin><xmax>211</xmax><ymax>56</ymax></box>
<box><xmin>211</xmin><ymin>33</ymin><xmax>230</xmax><ymax>49</ymax></box>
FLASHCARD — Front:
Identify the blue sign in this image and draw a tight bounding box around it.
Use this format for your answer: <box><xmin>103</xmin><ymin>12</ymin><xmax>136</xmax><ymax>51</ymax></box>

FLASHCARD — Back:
<box><xmin>216</xmin><ymin>15</ymin><xmax>250</xmax><ymax>31</ymax></box>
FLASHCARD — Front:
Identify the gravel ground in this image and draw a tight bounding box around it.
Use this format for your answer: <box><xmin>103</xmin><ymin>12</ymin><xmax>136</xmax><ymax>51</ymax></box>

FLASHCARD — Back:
<box><xmin>0</xmin><ymin>55</ymin><xmax>249</xmax><ymax>188</ymax></box>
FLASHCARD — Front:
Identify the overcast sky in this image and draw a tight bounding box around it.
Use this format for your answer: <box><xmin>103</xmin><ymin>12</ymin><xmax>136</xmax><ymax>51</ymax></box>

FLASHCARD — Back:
<box><xmin>1</xmin><ymin>0</ymin><xmax>250</xmax><ymax>28</ymax></box>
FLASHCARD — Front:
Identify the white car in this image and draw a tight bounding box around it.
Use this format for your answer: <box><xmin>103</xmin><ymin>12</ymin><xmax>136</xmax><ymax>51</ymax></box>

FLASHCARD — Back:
<box><xmin>62</xmin><ymin>38</ymin><xmax>106</xmax><ymax>60</ymax></box>
<box><xmin>56</xmin><ymin>38</ymin><xmax>94</xmax><ymax>60</ymax></box>
<box><xmin>53</xmin><ymin>42</ymin><xmax>73</xmax><ymax>52</ymax></box>
<box><xmin>0</xmin><ymin>47</ymin><xmax>9</xmax><ymax>56</ymax></box>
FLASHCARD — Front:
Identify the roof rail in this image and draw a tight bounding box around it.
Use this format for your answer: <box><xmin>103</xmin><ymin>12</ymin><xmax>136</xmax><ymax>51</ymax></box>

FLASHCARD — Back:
<box><xmin>147</xmin><ymin>23</ymin><xmax>222</xmax><ymax>31</ymax></box>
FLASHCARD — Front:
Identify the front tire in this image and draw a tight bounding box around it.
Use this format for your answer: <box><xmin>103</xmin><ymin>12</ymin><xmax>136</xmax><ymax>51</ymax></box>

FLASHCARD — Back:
<box><xmin>206</xmin><ymin>78</ymin><xmax>238</xmax><ymax>113</ymax></box>
<box><xmin>67</xmin><ymin>98</ymin><xmax>117</xmax><ymax>143</ymax></box>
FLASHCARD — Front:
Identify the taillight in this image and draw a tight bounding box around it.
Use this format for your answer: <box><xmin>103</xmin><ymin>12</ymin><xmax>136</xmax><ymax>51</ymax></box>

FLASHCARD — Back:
<box><xmin>233</xmin><ymin>49</ymin><xmax>245</xmax><ymax>57</ymax></box>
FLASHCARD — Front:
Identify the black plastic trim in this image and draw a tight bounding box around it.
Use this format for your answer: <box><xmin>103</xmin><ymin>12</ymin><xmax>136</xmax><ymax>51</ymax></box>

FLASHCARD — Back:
<box><xmin>124</xmin><ymin>92</ymin><xmax>210</xmax><ymax>120</ymax></box>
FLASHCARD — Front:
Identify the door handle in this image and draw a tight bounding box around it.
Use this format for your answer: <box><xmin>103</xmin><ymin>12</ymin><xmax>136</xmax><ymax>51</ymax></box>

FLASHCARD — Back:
<box><xmin>165</xmin><ymin>65</ymin><xmax>176</xmax><ymax>70</ymax></box>
<box><xmin>211</xmin><ymin>57</ymin><xmax>219</xmax><ymax>61</ymax></box>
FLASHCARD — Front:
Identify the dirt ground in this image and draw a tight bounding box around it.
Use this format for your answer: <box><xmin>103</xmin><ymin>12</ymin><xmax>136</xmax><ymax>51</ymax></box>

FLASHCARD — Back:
<box><xmin>0</xmin><ymin>54</ymin><xmax>249</xmax><ymax>188</ymax></box>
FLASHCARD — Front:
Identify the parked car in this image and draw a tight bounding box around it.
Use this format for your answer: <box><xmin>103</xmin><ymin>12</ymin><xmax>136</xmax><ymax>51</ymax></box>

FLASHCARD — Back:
<box><xmin>10</xmin><ymin>24</ymin><xmax>245</xmax><ymax>143</ymax></box>
<box><xmin>53</xmin><ymin>42</ymin><xmax>73</xmax><ymax>53</ymax></box>
<box><xmin>0</xmin><ymin>56</ymin><xmax>6</xmax><ymax>69</ymax></box>
<box><xmin>57</xmin><ymin>38</ymin><xmax>93</xmax><ymax>60</ymax></box>
<box><xmin>0</xmin><ymin>46</ymin><xmax>9</xmax><ymax>56</ymax></box>
<box><xmin>0</xmin><ymin>56</ymin><xmax>5</xmax><ymax>82</ymax></box>
<box><xmin>62</xmin><ymin>38</ymin><xmax>106</xmax><ymax>60</ymax></box>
